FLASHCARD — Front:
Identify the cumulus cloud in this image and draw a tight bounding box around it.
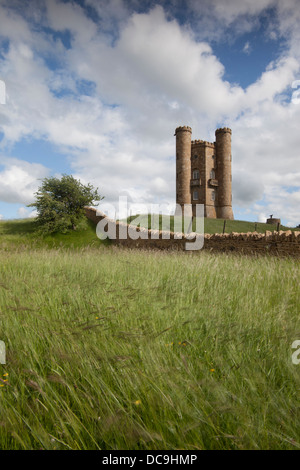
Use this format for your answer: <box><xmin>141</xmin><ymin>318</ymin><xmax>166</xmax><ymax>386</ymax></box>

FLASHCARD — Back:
<box><xmin>0</xmin><ymin>158</ymin><xmax>49</xmax><ymax>204</ymax></box>
<box><xmin>46</xmin><ymin>0</ymin><xmax>98</xmax><ymax>44</ymax></box>
<box><xmin>254</xmin><ymin>186</ymin><xmax>300</xmax><ymax>227</ymax></box>
<box><xmin>212</xmin><ymin>0</ymin><xmax>275</xmax><ymax>18</ymax></box>
<box><xmin>178</xmin><ymin>0</ymin><xmax>276</xmax><ymax>41</ymax></box>
<box><xmin>0</xmin><ymin>0</ymin><xmax>299</xmax><ymax>224</ymax></box>
<box><xmin>17</xmin><ymin>206</ymin><xmax>37</xmax><ymax>218</ymax></box>
<box><xmin>233</xmin><ymin>170</ymin><xmax>264</xmax><ymax>207</ymax></box>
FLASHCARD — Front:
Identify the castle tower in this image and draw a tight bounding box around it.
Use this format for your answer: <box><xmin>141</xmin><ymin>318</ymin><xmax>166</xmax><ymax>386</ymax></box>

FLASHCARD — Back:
<box><xmin>175</xmin><ymin>125</ymin><xmax>234</xmax><ymax>220</ymax></box>
<box><xmin>175</xmin><ymin>126</ymin><xmax>192</xmax><ymax>212</ymax></box>
<box><xmin>215</xmin><ymin>128</ymin><xmax>234</xmax><ymax>220</ymax></box>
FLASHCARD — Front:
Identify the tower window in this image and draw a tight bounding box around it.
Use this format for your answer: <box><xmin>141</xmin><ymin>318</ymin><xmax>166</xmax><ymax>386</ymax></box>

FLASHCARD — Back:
<box><xmin>192</xmin><ymin>169</ymin><xmax>199</xmax><ymax>179</ymax></box>
<box><xmin>211</xmin><ymin>191</ymin><xmax>216</xmax><ymax>201</ymax></box>
<box><xmin>193</xmin><ymin>190</ymin><xmax>199</xmax><ymax>201</ymax></box>
<box><xmin>210</xmin><ymin>169</ymin><xmax>215</xmax><ymax>179</ymax></box>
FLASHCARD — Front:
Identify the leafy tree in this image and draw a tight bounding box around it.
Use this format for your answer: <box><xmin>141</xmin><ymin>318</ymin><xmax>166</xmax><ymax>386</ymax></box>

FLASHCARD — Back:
<box><xmin>28</xmin><ymin>174</ymin><xmax>103</xmax><ymax>233</ymax></box>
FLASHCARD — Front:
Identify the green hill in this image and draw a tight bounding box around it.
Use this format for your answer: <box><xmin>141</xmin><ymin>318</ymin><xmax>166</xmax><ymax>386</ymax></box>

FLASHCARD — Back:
<box><xmin>124</xmin><ymin>214</ymin><xmax>294</xmax><ymax>235</ymax></box>
<box><xmin>0</xmin><ymin>218</ymin><xmax>106</xmax><ymax>249</ymax></box>
<box><xmin>0</xmin><ymin>215</ymin><xmax>295</xmax><ymax>250</ymax></box>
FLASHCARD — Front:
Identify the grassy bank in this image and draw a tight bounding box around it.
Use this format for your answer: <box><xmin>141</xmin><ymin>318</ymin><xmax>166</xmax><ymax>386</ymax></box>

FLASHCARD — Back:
<box><xmin>0</xmin><ymin>218</ymin><xmax>106</xmax><ymax>249</ymax></box>
<box><xmin>0</xmin><ymin>215</ymin><xmax>294</xmax><ymax>251</ymax></box>
<box><xmin>124</xmin><ymin>214</ymin><xmax>295</xmax><ymax>234</ymax></box>
<box><xmin>0</xmin><ymin>245</ymin><xmax>299</xmax><ymax>450</ymax></box>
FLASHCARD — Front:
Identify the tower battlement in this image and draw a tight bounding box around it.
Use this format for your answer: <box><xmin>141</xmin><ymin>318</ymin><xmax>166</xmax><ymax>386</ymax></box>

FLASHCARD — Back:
<box><xmin>215</xmin><ymin>127</ymin><xmax>232</xmax><ymax>134</ymax></box>
<box><xmin>175</xmin><ymin>125</ymin><xmax>234</xmax><ymax>220</ymax></box>
<box><xmin>191</xmin><ymin>139</ymin><xmax>215</xmax><ymax>148</ymax></box>
<box><xmin>174</xmin><ymin>126</ymin><xmax>192</xmax><ymax>135</ymax></box>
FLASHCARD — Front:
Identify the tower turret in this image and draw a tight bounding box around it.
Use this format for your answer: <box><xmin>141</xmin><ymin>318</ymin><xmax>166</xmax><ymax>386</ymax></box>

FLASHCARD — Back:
<box><xmin>215</xmin><ymin>127</ymin><xmax>234</xmax><ymax>220</ymax></box>
<box><xmin>175</xmin><ymin>126</ymin><xmax>192</xmax><ymax>210</ymax></box>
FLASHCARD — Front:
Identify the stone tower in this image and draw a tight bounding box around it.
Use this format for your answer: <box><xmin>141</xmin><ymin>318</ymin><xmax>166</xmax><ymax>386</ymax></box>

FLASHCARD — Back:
<box><xmin>175</xmin><ymin>126</ymin><xmax>192</xmax><ymax>208</ymax></box>
<box><xmin>175</xmin><ymin>125</ymin><xmax>234</xmax><ymax>220</ymax></box>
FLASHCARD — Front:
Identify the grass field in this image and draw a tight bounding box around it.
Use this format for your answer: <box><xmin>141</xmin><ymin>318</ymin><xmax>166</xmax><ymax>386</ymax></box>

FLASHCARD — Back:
<box><xmin>0</xmin><ymin>219</ymin><xmax>299</xmax><ymax>450</ymax></box>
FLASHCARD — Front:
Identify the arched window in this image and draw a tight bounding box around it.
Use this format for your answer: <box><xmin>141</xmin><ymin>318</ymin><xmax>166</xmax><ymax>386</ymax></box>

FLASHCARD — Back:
<box><xmin>193</xmin><ymin>190</ymin><xmax>199</xmax><ymax>201</ymax></box>
<box><xmin>211</xmin><ymin>190</ymin><xmax>216</xmax><ymax>201</ymax></box>
<box><xmin>193</xmin><ymin>169</ymin><xmax>199</xmax><ymax>180</ymax></box>
<box><xmin>210</xmin><ymin>169</ymin><xmax>215</xmax><ymax>179</ymax></box>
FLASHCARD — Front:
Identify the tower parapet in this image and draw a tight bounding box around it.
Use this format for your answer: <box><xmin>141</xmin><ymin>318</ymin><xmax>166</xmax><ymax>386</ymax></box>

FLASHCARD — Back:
<box><xmin>175</xmin><ymin>125</ymin><xmax>192</xmax><ymax>134</ymax></box>
<box><xmin>191</xmin><ymin>139</ymin><xmax>215</xmax><ymax>148</ymax></box>
<box><xmin>215</xmin><ymin>127</ymin><xmax>232</xmax><ymax>134</ymax></box>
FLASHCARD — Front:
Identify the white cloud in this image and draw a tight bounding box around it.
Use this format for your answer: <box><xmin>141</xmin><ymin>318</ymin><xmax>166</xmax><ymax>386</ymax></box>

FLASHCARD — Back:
<box><xmin>243</xmin><ymin>41</ymin><xmax>252</xmax><ymax>54</ymax></box>
<box><xmin>0</xmin><ymin>1</ymin><xmax>299</xmax><ymax>225</ymax></box>
<box><xmin>0</xmin><ymin>158</ymin><xmax>49</xmax><ymax>204</ymax></box>
<box><xmin>113</xmin><ymin>6</ymin><xmax>244</xmax><ymax>116</ymax></box>
<box><xmin>210</xmin><ymin>0</ymin><xmax>276</xmax><ymax>24</ymax></box>
<box><xmin>244</xmin><ymin>56</ymin><xmax>299</xmax><ymax>106</ymax></box>
<box><xmin>85</xmin><ymin>0</ymin><xmax>130</xmax><ymax>33</ymax></box>
<box><xmin>181</xmin><ymin>0</ymin><xmax>276</xmax><ymax>41</ymax></box>
<box><xmin>0</xmin><ymin>3</ymin><xmax>33</xmax><ymax>45</ymax></box>
<box><xmin>46</xmin><ymin>0</ymin><xmax>98</xmax><ymax>44</ymax></box>
<box><xmin>17</xmin><ymin>206</ymin><xmax>37</xmax><ymax>218</ymax></box>
<box><xmin>254</xmin><ymin>186</ymin><xmax>300</xmax><ymax>227</ymax></box>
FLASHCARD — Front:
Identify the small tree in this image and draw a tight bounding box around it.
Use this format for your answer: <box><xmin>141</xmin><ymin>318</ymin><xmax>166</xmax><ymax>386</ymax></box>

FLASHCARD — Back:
<box><xmin>28</xmin><ymin>174</ymin><xmax>103</xmax><ymax>233</ymax></box>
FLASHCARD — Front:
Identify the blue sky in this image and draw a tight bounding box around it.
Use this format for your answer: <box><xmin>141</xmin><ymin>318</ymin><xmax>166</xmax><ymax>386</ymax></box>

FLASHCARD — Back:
<box><xmin>0</xmin><ymin>0</ymin><xmax>299</xmax><ymax>225</ymax></box>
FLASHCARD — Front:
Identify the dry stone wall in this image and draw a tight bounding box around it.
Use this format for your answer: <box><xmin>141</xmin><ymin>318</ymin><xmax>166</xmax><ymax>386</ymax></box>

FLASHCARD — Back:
<box><xmin>85</xmin><ymin>207</ymin><xmax>300</xmax><ymax>258</ymax></box>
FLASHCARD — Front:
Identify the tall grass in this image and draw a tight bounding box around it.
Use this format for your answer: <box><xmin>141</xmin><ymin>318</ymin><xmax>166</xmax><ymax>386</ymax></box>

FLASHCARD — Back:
<box><xmin>0</xmin><ymin>245</ymin><xmax>299</xmax><ymax>450</ymax></box>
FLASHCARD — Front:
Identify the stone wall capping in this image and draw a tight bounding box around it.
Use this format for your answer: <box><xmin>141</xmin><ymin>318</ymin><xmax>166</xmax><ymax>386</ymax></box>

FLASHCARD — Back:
<box><xmin>84</xmin><ymin>207</ymin><xmax>300</xmax><ymax>257</ymax></box>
